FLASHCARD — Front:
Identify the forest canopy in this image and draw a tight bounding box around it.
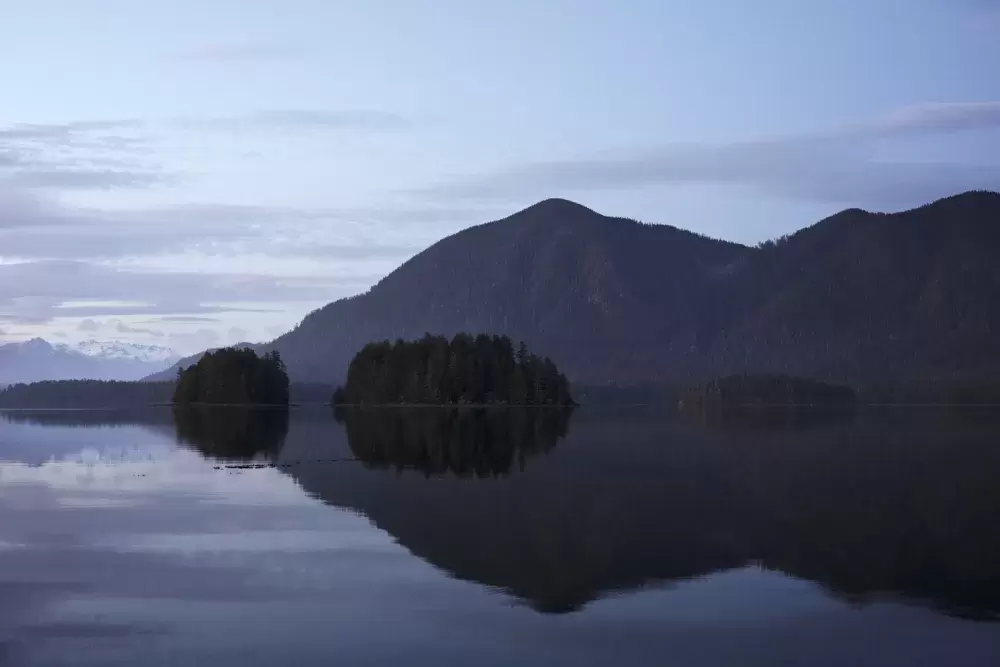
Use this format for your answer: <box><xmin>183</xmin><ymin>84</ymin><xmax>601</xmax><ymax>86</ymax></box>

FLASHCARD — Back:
<box><xmin>333</xmin><ymin>334</ymin><xmax>574</xmax><ymax>406</ymax></box>
<box><xmin>173</xmin><ymin>347</ymin><xmax>289</xmax><ymax>406</ymax></box>
<box><xmin>0</xmin><ymin>380</ymin><xmax>173</xmax><ymax>409</ymax></box>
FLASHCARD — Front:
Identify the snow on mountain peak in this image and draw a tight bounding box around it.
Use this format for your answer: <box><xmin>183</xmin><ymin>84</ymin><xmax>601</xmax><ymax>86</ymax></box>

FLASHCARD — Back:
<box><xmin>74</xmin><ymin>339</ymin><xmax>179</xmax><ymax>363</ymax></box>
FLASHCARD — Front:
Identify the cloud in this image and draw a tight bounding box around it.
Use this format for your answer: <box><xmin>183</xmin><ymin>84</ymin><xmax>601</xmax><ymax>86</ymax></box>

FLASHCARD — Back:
<box><xmin>227</xmin><ymin>326</ymin><xmax>249</xmax><ymax>343</ymax></box>
<box><xmin>176</xmin><ymin>109</ymin><xmax>410</xmax><ymax>132</ymax></box>
<box><xmin>114</xmin><ymin>320</ymin><xmax>164</xmax><ymax>337</ymax></box>
<box><xmin>173</xmin><ymin>43</ymin><xmax>307</xmax><ymax>63</ymax></box>
<box><xmin>0</xmin><ymin>119</ymin><xmax>144</xmax><ymax>142</ymax></box>
<box><xmin>0</xmin><ymin>193</ymin><xmax>459</xmax><ymax>262</ymax></box>
<box><xmin>76</xmin><ymin>319</ymin><xmax>102</xmax><ymax>332</ymax></box>
<box><xmin>0</xmin><ymin>107</ymin><xmax>410</xmax><ymax>192</ymax></box>
<box><xmin>5</xmin><ymin>168</ymin><xmax>166</xmax><ymax>190</ymax></box>
<box><xmin>168</xmin><ymin>329</ymin><xmax>220</xmax><ymax>352</ymax></box>
<box><xmin>0</xmin><ymin>260</ymin><xmax>330</xmax><ymax>326</ymax></box>
<box><xmin>851</xmin><ymin>102</ymin><xmax>1000</xmax><ymax>138</ymax></box>
<box><xmin>0</xmin><ymin>118</ymin><xmax>164</xmax><ymax>191</ymax></box>
<box><xmin>139</xmin><ymin>316</ymin><xmax>221</xmax><ymax>324</ymax></box>
<box><xmin>414</xmin><ymin>102</ymin><xmax>1000</xmax><ymax>208</ymax></box>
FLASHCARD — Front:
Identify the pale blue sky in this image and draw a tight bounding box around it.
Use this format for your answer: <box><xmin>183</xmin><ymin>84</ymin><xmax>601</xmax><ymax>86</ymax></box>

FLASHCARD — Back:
<box><xmin>1</xmin><ymin>0</ymin><xmax>999</xmax><ymax>351</ymax></box>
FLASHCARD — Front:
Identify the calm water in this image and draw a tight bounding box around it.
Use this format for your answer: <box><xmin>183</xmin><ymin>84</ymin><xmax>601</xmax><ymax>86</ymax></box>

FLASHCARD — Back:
<box><xmin>1</xmin><ymin>406</ymin><xmax>999</xmax><ymax>666</ymax></box>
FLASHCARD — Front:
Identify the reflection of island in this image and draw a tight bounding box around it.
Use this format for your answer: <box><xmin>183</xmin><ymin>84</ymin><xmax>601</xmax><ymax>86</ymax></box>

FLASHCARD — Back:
<box><xmin>335</xmin><ymin>407</ymin><xmax>572</xmax><ymax>477</ymax></box>
<box><xmin>173</xmin><ymin>407</ymin><xmax>289</xmax><ymax>461</ymax></box>
<box><xmin>13</xmin><ymin>407</ymin><xmax>1000</xmax><ymax>619</ymax></box>
<box><xmin>279</xmin><ymin>410</ymin><xmax>1000</xmax><ymax>619</ymax></box>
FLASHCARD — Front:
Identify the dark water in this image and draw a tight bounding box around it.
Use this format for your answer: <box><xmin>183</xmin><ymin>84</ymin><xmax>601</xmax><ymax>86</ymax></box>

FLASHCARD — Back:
<box><xmin>1</xmin><ymin>406</ymin><xmax>999</xmax><ymax>666</ymax></box>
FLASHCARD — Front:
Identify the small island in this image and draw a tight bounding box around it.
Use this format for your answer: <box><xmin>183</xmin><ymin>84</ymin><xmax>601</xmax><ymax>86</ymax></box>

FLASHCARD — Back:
<box><xmin>173</xmin><ymin>347</ymin><xmax>290</xmax><ymax>405</ymax></box>
<box><xmin>332</xmin><ymin>334</ymin><xmax>574</xmax><ymax>406</ymax></box>
<box><xmin>680</xmin><ymin>373</ymin><xmax>856</xmax><ymax>409</ymax></box>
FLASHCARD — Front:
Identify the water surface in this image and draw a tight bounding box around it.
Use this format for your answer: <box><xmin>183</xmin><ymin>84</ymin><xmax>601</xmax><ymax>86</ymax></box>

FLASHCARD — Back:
<box><xmin>1</xmin><ymin>407</ymin><xmax>999</xmax><ymax>666</ymax></box>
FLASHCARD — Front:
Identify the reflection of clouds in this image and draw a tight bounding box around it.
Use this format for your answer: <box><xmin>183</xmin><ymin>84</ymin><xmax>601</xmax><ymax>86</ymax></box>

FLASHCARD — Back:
<box><xmin>0</xmin><ymin>448</ymin><xmax>312</xmax><ymax>507</ymax></box>
<box><xmin>0</xmin><ymin>442</ymin><xmax>418</xmax><ymax>663</ymax></box>
<box><xmin>107</xmin><ymin>529</ymin><xmax>395</xmax><ymax>555</ymax></box>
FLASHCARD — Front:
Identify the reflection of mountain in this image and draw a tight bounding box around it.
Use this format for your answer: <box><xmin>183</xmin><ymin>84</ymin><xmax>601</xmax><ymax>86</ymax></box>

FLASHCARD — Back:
<box><xmin>173</xmin><ymin>407</ymin><xmax>289</xmax><ymax>462</ymax></box>
<box><xmin>11</xmin><ymin>407</ymin><xmax>1000</xmax><ymax>619</ymax></box>
<box><xmin>280</xmin><ymin>409</ymin><xmax>1000</xmax><ymax>618</ymax></box>
<box><xmin>335</xmin><ymin>408</ymin><xmax>572</xmax><ymax>477</ymax></box>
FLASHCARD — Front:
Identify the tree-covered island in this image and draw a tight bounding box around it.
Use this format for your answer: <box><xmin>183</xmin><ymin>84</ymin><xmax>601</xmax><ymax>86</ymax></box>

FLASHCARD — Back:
<box><xmin>173</xmin><ymin>347</ymin><xmax>290</xmax><ymax>405</ymax></box>
<box><xmin>332</xmin><ymin>334</ymin><xmax>574</xmax><ymax>406</ymax></box>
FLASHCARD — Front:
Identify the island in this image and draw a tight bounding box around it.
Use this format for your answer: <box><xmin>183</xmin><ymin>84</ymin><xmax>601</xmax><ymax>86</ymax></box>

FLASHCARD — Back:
<box><xmin>173</xmin><ymin>347</ymin><xmax>290</xmax><ymax>405</ymax></box>
<box><xmin>332</xmin><ymin>334</ymin><xmax>574</xmax><ymax>406</ymax></box>
<box><xmin>679</xmin><ymin>373</ymin><xmax>856</xmax><ymax>409</ymax></box>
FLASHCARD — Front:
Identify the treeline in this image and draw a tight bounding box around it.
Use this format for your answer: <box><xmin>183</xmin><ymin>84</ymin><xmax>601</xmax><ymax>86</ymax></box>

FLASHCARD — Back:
<box><xmin>680</xmin><ymin>374</ymin><xmax>856</xmax><ymax>408</ymax></box>
<box><xmin>333</xmin><ymin>334</ymin><xmax>574</xmax><ymax>406</ymax></box>
<box><xmin>174</xmin><ymin>347</ymin><xmax>289</xmax><ymax>405</ymax></box>
<box><xmin>0</xmin><ymin>380</ymin><xmax>174</xmax><ymax>409</ymax></box>
<box><xmin>0</xmin><ymin>378</ymin><xmax>332</xmax><ymax>409</ymax></box>
<box><xmin>336</xmin><ymin>407</ymin><xmax>573</xmax><ymax>477</ymax></box>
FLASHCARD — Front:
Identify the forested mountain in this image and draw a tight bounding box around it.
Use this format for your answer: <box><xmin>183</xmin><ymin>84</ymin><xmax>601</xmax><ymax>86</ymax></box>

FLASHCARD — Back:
<box><xmin>708</xmin><ymin>191</ymin><xmax>1000</xmax><ymax>382</ymax></box>
<box><xmin>149</xmin><ymin>191</ymin><xmax>1000</xmax><ymax>387</ymax></box>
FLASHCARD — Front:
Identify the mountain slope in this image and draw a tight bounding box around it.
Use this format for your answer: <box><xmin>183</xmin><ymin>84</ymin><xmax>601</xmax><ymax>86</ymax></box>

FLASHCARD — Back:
<box><xmin>269</xmin><ymin>198</ymin><xmax>749</xmax><ymax>384</ymax></box>
<box><xmin>710</xmin><ymin>190</ymin><xmax>1000</xmax><ymax>381</ymax></box>
<box><xmin>150</xmin><ymin>191</ymin><xmax>1000</xmax><ymax>387</ymax></box>
<box><xmin>0</xmin><ymin>339</ymin><xmax>177</xmax><ymax>386</ymax></box>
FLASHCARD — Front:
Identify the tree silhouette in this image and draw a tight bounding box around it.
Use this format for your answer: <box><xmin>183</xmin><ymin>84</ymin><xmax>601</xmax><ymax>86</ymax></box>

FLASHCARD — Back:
<box><xmin>333</xmin><ymin>334</ymin><xmax>573</xmax><ymax>406</ymax></box>
<box><xmin>173</xmin><ymin>347</ymin><xmax>289</xmax><ymax>405</ymax></box>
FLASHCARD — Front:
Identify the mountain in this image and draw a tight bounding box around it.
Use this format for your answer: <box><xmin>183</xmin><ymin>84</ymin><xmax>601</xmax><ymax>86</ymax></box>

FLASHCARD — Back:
<box><xmin>709</xmin><ymin>191</ymin><xmax>1000</xmax><ymax>381</ymax></box>
<box><xmin>151</xmin><ymin>198</ymin><xmax>748</xmax><ymax>383</ymax></box>
<box><xmin>73</xmin><ymin>339</ymin><xmax>177</xmax><ymax>364</ymax></box>
<box><xmin>150</xmin><ymin>191</ymin><xmax>1000</xmax><ymax>387</ymax></box>
<box><xmin>0</xmin><ymin>338</ymin><xmax>178</xmax><ymax>386</ymax></box>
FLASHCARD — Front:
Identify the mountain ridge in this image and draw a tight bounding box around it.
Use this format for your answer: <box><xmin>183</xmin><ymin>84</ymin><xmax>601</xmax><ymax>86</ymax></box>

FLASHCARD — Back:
<box><xmin>0</xmin><ymin>338</ymin><xmax>178</xmax><ymax>386</ymax></box>
<box><xmin>148</xmin><ymin>190</ymin><xmax>1000</xmax><ymax>387</ymax></box>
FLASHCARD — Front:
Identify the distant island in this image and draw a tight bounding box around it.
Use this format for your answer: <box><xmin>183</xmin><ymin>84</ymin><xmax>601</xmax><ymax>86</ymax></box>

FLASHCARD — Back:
<box><xmin>173</xmin><ymin>347</ymin><xmax>290</xmax><ymax>406</ymax></box>
<box><xmin>680</xmin><ymin>374</ymin><xmax>857</xmax><ymax>409</ymax></box>
<box><xmin>0</xmin><ymin>380</ymin><xmax>174</xmax><ymax>409</ymax></box>
<box><xmin>332</xmin><ymin>334</ymin><xmax>574</xmax><ymax>406</ymax></box>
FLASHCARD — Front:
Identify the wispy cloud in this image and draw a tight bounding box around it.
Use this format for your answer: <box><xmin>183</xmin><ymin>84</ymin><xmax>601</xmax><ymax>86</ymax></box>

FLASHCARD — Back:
<box><xmin>114</xmin><ymin>320</ymin><xmax>164</xmax><ymax>337</ymax></box>
<box><xmin>139</xmin><ymin>316</ymin><xmax>222</xmax><ymax>324</ymax></box>
<box><xmin>6</xmin><ymin>169</ymin><xmax>167</xmax><ymax>190</ymax></box>
<box><xmin>414</xmin><ymin>102</ymin><xmax>1000</xmax><ymax>208</ymax></box>
<box><xmin>0</xmin><ymin>191</ymin><xmax>472</xmax><ymax>262</ymax></box>
<box><xmin>0</xmin><ymin>118</ymin><xmax>163</xmax><ymax>191</ymax></box>
<box><xmin>0</xmin><ymin>260</ymin><xmax>328</xmax><ymax>327</ymax></box>
<box><xmin>176</xmin><ymin>109</ymin><xmax>410</xmax><ymax>132</ymax></box>
<box><xmin>850</xmin><ymin>101</ymin><xmax>1000</xmax><ymax>138</ymax></box>
<box><xmin>0</xmin><ymin>107</ymin><xmax>411</xmax><ymax>190</ymax></box>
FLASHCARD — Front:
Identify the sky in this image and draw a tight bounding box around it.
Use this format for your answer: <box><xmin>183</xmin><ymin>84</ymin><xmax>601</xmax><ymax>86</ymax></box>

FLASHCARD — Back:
<box><xmin>1</xmin><ymin>0</ymin><xmax>999</xmax><ymax>353</ymax></box>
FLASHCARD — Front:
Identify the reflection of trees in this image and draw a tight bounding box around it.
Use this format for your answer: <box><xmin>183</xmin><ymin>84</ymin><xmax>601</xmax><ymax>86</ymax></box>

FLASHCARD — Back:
<box><xmin>683</xmin><ymin>405</ymin><xmax>858</xmax><ymax>431</ymax></box>
<box><xmin>335</xmin><ymin>407</ymin><xmax>572</xmax><ymax>477</ymax></box>
<box><xmin>172</xmin><ymin>407</ymin><xmax>289</xmax><ymax>461</ymax></box>
<box><xmin>284</xmin><ymin>411</ymin><xmax>1000</xmax><ymax>619</ymax></box>
<box><xmin>737</xmin><ymin>419</ymin><xmax>1000</xmax><ymax>620</ymax></box>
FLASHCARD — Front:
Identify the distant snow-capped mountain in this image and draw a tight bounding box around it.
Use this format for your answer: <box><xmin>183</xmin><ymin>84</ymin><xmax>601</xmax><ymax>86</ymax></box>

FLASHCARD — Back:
<box><xmin>69</xmin><ymin>339</ymin><xmax>178</xmax><ymax>364</ymax></box>
<box><xmin>0</xmin><ymin>338</ymin><xmax>179</xmax><ymax>386</ymax></box>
